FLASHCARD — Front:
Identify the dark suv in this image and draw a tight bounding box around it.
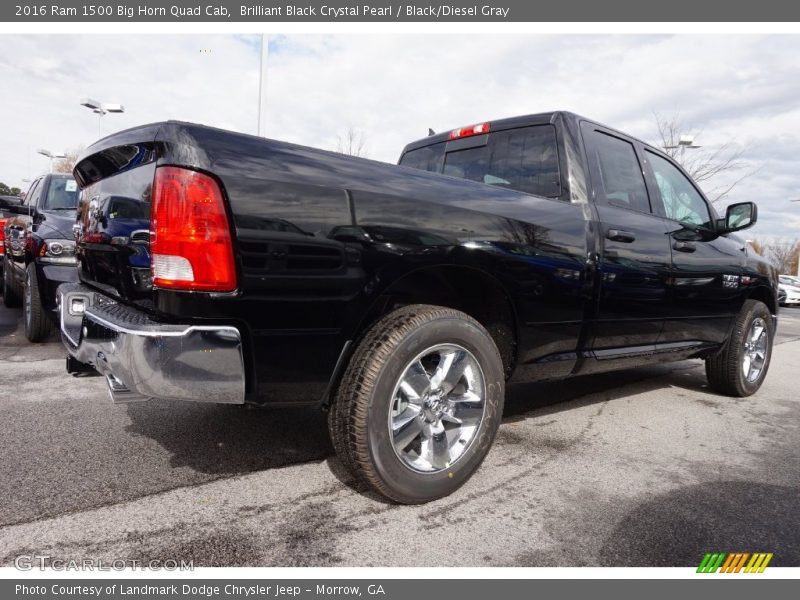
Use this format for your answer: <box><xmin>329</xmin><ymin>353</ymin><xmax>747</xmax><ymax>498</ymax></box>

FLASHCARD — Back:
<box><xmin>2</xmin><ymin>174</ymin><xmax>79</xmax><ymax>341</ymax></box>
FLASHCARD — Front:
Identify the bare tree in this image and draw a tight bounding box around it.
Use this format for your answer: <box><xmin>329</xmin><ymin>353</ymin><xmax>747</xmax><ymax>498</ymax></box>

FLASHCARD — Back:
<box><xmin>653</xmin><ymin>112</ymin><xmax>756</xmax><ymax>204</ymax></box>
<box><xmin>52</xmin><ymin>146</ymin><xmax>85</xmax><ymax>174</ymax></box>
<box><xmin>747</xmin><ymin>237</ymin><xmax>767</xmax><ymax>256</ymax></box>
<box><xmin>336</xmin><ymin>127</ymin><xmax>368</xmax><ymax>157</ymax></box>
<box><xmin>766</xmin><ymin>239</ymin><xmax>800</xmax><ymax>275</ymax></box>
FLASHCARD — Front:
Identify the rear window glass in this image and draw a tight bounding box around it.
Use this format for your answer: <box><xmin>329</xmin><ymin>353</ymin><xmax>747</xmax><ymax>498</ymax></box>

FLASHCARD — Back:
<box><xmin>400</xmin><ymin>143</ymin><xmax>445</xmax><ymax>172</ymax></box>
<box><xmin>400</xmin><ymin>125</ymin><xmax>561</xmax><ymax>198</ymax></box>
<box><xmin>44</xmin><ymin>177</ymin><xmax>79</xmax><ymax>210</ymax></box>
<box><xmin>107</xmin><ymin>196</ymin><xmax>149</xmax><ymax>219</ymax></box>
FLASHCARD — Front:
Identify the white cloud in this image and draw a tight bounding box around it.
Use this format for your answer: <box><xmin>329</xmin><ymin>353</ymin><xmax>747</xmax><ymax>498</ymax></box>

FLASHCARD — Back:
<box><xmin>0</xmin><ymin>34</ymin><xmax>798</xmax><ymax>236</ymax></box>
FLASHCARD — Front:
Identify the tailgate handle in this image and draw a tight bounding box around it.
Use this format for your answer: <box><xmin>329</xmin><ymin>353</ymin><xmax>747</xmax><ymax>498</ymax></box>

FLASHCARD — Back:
<box><xmin>606</xmin><ymin>229</ymin><xmax>636</xmax><ymax>243</ymax></box>
<box><xmin>673</xmin><ymin>241</ymin><xmax>697</xmax><ymax>253</ymax></box>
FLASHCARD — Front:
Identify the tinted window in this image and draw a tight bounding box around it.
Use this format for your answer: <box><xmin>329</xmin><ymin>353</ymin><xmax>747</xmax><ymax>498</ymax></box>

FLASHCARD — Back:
<box><xmin>107</xmin><ymin>196</ymin><xmax>148</xmax><ymax>219</ymax></box>
<box><xmin>587</xmin><ymin>130</ymin><xmax>650</xmax><ymax>213</ymax></box>
<box><xmin>400</xmin><ymin>125</ymin><xmax>561</xmax><ymax>198</ymax></box>
<box><xmin>400</xmin><ymin>143</ymin><xmax>445</xmax><ymax>173</ymax></box>
<box><xmin>442</xmin><ymin>126</ymin><xmax>560</xmax><ymax>197</ymax></box>
<box><xmin>44</xmin><ymin>177</ymin><xmax>79</xmax><ymax>210</ymax></box>
<box><xmin>646</xmin><ymin>151</ymin><xmax>711</xmax><ymax>227</ymax></box>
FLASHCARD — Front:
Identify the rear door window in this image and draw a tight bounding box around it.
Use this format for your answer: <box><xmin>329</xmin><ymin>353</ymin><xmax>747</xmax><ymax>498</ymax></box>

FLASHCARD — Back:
<box><xmin>400</xmin><ymin>143</ymin><xmax>445</xmax><ymax>173</ymax></box>
<box><xmin>585</xmin><ymin>129</ymin><xmax>651</xmax><ymax>213</ymax></box>
<box><xmin>400</xmin><ymin>125</ymin><xmax>561</xmax><ymax>198</ymax></box>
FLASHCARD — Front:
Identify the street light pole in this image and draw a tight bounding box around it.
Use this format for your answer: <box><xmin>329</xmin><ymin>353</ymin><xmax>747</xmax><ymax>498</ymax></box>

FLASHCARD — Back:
<box><xmin>257</xmin><ymin>34</ymin><xmax>269</xmax><ymax>137</ymax></box>
<box><xmin>664</xmin><ymin>134</ymin><xmax>701</xmax><ymax>165</ymax></box>
<box><xmin>80</xmin><ymin>98</ymin><xmax>125</xmax><ymax>138</ymax></box>
<box><xmin>37</xmin><ymin>149</ymin><xmax>66</xmax><ymax>173</ymax></box>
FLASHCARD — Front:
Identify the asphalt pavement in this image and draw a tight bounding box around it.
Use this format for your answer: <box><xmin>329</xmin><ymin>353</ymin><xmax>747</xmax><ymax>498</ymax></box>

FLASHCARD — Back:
<box><xmin>0</xmin><ymin>302</ymin><xmax>798</xmax><ymax>567</ymax></box>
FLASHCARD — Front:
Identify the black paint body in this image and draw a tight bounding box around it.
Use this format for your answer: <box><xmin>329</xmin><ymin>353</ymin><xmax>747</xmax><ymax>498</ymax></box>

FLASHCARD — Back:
<box><xmin>71</xmin><ymin>112</ymin><xmax>778</xmax><ymax>406</ymax></box>
<box><xmin>3</xmin><ymin>174</ymin><xmax>80</xmax><ymax>310</ymax></box>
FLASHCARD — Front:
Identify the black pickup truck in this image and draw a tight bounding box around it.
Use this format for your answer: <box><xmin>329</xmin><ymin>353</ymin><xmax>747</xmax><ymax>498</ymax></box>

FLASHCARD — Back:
<box><xmin>59</xmin><ymin>111</ymin><xmax>777</xmax><ymax>503</ymax></box>
<box><xmin>3</xmin><ymin>174</ymin><xmax>80</xmax><ymax>341</ymax></box>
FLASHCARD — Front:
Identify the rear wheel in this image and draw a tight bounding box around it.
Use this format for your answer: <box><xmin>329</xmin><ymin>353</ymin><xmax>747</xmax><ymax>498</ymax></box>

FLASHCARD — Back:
<box><xmin>328</xmin><ymin>304</ymin><xmax>504</xmax><ymax>504</ymax></box>
<box><xmin>24</xmin><ymin>263</ymin><xmax>54</xmax><ymax>343</ymax></box>
<box><xmin>2</xmin><ymin>261</ymin><xmax>21</xmax><ymax>308</ymax></box>
<box><xmin>706</xmin><ymin>299</ymin><xmax>773</xmax><ymax>397</ymax></box>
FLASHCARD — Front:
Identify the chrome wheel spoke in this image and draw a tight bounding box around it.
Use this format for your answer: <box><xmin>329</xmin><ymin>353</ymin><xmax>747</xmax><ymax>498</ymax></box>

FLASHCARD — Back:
<box><xmin>742</xmin><ymin>317</ymin><xmax>769</xmax><ymax>383</ymax></box>
<box><xmin>448</xmin><ymin>390</ymin><xmax>482</xmax><ymax>404</ymax></box>
<box><xmin>453</xmin><ymin>405</ymin><xmax>483</xmax><ymax>428</ymax></box>
<box><xmin>389</xmin><ymin>343</ymin><xmax>486</xmax><ymax>474</ymax></box>
<box><xmin>422</xmin><ymin>425</ymin><xmax>451</xmax><ymax>470</ymax></box>
<box><xmin>399</xmin><ymin>360</ymin><xmax>431</xmax><ymax>403</ymax></box>
<box><xmin>430</xmin><ymin>349</ymin><xmax>465</xmax><ymax>393</ymax></box>
<box><xmin>393</xmin><ymin>410</ymin><xmax>424</xmax><ymax>451</ymax></box>
<box><xmin>440</xmin><ymin>412</ymin><xmax>462</xmax><ymax>425</ymax></box>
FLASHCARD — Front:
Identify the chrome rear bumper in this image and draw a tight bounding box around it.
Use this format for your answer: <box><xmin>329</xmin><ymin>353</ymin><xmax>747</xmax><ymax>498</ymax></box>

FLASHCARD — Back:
<box><xmin>58</xmin><ymin>283</ymin><xmax>245</xmax><ymax>404</ymax></box>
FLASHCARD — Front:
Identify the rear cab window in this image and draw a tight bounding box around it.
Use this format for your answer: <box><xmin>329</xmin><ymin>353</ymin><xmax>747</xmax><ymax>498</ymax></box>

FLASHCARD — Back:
<box><xmin>400</xmin><ymin>124</ymin><xmax>561</xmax><ymax>199</ymax></box>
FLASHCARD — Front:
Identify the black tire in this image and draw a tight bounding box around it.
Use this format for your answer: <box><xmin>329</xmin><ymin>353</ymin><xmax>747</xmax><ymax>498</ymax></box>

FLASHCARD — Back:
<box><xmin>23</xmin><ymin>263</ymin><xmax>55</xmax><ymax>343</ymax></box>
<box><xmin>2</xmin><ymin>262</ymin><xmax>21</xmax><ymax>308</ymax></box>
<box><xmin>706</xmin><ymin>299</ymin><xmax>774</xmax><ymax>397</ymax></box>
<box><xmin>328</xmin><ymin>304</ymin><xmax>505</xmax><ymax>504</ymax></box>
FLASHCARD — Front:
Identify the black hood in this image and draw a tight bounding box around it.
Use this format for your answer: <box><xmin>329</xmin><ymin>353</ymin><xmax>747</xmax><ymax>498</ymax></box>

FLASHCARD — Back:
<box><xmin>37</xmin><ymin>210</ymin><xmax>77</xmax><ymax>240</ymax></box>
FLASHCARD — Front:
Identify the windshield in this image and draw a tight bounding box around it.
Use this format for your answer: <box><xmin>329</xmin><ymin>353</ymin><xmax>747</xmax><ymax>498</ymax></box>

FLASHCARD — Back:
<box><xmin>44</xmin><ymin>177</ymin><xmax>79</xmax><ymax>210</ymax></box>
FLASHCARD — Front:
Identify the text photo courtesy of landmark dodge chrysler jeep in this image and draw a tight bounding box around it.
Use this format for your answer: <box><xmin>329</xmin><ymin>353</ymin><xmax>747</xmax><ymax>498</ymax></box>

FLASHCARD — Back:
<box><xmin>58</xmin><ymin>111</ymin><xmax>776</xmax><ymax>504</ymax></box>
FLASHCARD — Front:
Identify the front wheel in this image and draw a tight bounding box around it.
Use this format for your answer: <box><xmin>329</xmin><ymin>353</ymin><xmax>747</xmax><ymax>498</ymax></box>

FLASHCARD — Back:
<box><xmin>24</xmin><ymin>263</ymin><xmax>55</xmax><ymax>343</ymax></box>
<box><xmin>328</xmin><ymin>305</ymin><xmax>505</xmax><ymax>504</ymax></box>
<box><xmin>2</xmin><ymin>262</ymin><xmax>21</xmax><ymax>308</ymax></box>
<box><xmin>706</xmin><ymin>299</ymin><xmax>774</xmax><ymax>397</ymax></box>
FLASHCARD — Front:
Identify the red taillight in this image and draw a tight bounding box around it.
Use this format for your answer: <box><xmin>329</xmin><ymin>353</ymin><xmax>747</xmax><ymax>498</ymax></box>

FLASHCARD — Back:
<box><xmin>448</xmin><ymin>122</ymin><xmax>491</xmax><ymax>140</ymax></box>
<box><xmin>151</xmin><ymin>166</ymin><xmax>236</xmax><ymax>292</ymax></box>
<box><xmin>0</xmin><ymin>219</ymin><xmax>5</xmax><ymax>255</ymax></box>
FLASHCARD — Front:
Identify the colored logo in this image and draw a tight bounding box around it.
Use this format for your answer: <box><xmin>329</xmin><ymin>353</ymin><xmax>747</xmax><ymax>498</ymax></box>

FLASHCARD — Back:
<box><xmin>697</xmin><ymin>552</ymin><xmax>773</xmax><ymax>573</ymax></box>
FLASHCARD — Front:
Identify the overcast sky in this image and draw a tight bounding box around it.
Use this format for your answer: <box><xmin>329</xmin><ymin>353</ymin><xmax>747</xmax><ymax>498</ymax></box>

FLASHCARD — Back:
<box><xmin>1</xmin><ymin>34</ymin><xmax>798</xmax><ymax>238</ymax></box>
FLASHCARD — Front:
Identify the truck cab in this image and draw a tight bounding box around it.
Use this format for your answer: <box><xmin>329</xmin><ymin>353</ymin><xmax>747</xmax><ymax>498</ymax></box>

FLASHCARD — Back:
<box><xmin>400</xmin><ymin>112</ymin><xmax>774</xmax><ymax>373</ymax></box>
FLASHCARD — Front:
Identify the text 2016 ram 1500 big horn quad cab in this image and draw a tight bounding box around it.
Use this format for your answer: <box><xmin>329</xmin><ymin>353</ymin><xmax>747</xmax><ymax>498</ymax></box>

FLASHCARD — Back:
<box><xmin>59</xmin><ymin>111</ymin><xmax>777</xmax><ymax>503</ymax></box>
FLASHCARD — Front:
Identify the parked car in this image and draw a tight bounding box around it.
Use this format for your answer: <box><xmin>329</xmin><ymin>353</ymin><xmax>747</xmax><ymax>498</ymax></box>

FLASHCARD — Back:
<box><xmin>778</xmin><ymin>287</ymin><xmax>787</xmax><ymax>305</ymax></box>
<box><xmin>2</xmin><ymin>174</ymin><xmax>80</xmax><ymax>341</ymax></box>
<box><xmin>780</xmin><ymin>274</ymin><xmax>800</xmax><ymax>287</ymax></box>
<box><xmin>59</xmin><ymin>112</ymin><xmax>776</xmax><ymax>503</ymax></box>
<box><xmin>0</xmin><ymin>195</ymin><xmax>24</xmax><ymax>275</ymax></box>
<box><xmin>778</xmin><ymin>275</ymin><xmax>800</xmax><ymax>306</ymax></box>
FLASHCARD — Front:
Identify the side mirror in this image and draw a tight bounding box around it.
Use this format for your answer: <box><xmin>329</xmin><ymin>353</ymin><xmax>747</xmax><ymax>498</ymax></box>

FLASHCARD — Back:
<box><xmin>722</xmin><ymin>201</ymin><xmax>757</xmax><ymax>233</ymax></box>
<box><xmin>7</xmin><ymin>203</ymin><xmax>30</xmax><ymax>216</ymax></box>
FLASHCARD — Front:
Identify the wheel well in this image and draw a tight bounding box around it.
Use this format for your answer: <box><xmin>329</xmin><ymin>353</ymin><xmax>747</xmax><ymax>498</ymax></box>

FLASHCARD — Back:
<box><xmin>358</xmin><ymin>266</ymin><xmax>517</xmax><ymax>378</ymax></box>
<box><xmin>748</xmin><ymin>285</ymin><xmax>777</xmax><ymax>314</ymax></box>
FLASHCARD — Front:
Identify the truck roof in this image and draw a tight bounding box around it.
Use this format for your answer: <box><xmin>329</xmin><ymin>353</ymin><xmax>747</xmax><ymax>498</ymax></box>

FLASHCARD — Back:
<box><xmin>401</xmin><ymin>110</ymin><xmax>660</xmax><ymax>156</ymax></box>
